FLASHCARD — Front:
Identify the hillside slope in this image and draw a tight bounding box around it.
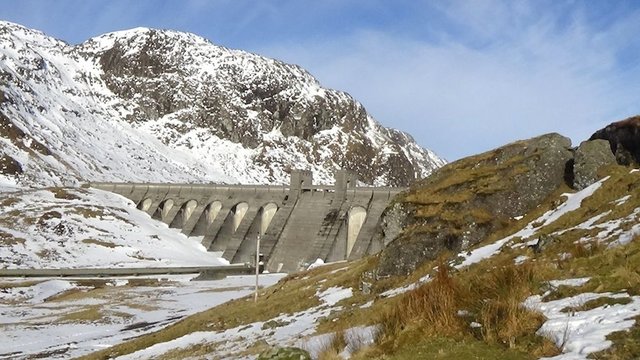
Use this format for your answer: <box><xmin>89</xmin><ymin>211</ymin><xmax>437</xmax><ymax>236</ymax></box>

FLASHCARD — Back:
<box><xmin>75</xmin><ymin>167</ymin><xmax>640</xmax><ymax>360</ymax></box>
<box><xmin>0</xmin><ymin>187</ymin><xmax>226</xmax><ymax>269</ymax></box>
<box><xmin>0</xmin><ymin>21</ymin><xmax>444</xmax><ymax>188</ymax></box>
<box><xmin>76</xmin><ymin>130</ymin><xmax>640</xmax><ymax>360</ymax></box>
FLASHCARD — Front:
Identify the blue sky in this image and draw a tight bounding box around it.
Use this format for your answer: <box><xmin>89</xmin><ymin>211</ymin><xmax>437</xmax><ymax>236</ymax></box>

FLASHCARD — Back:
<box><xmin>3</xmin><ymin>0</ymin><xmax>640</xmax><ymax>160</ymax></box>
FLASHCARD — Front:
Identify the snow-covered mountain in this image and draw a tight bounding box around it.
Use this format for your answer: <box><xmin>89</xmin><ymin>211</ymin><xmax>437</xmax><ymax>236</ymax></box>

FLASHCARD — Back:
<box><xmin>0</xmin><ymin>21</ymin><xmax>445</xmax><ymax>187</ymax></box>
<box><xmin>0</xmin><ymin>187</ymin><xmax>226</xmax><ymax>269</ymax></box>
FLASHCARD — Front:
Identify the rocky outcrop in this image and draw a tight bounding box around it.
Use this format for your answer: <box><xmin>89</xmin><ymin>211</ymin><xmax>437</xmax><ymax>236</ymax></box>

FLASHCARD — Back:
<box><xmin>590</xmin><ymin>116</ymin><xmax>640</xmax><ymax>166</ymax></box>
<box><xmin>257</xmin><ymin>347</ymin><xmax>311</xmax><ymax>360</ymax></box>
<box><xmin>376</xmin><ymin>133</ymin><xmax>573</xmax><ymax>276</ymax></box>
<box><xmin>573</xmin><ymin>139</ymin><xmax>616</xmax><ymax>190</ymax></box>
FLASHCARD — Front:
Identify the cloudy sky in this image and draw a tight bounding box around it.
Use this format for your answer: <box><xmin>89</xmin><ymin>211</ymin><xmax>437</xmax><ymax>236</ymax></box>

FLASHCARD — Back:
<box><xmin>3</xmin><ymin>0</ymin><xmax>640</xmax><ymax>160</ymax></box>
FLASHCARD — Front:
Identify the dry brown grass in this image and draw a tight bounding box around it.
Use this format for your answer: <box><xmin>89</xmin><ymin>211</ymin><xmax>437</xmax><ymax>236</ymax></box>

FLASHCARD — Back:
<box><xmin>378</xmin><ymin>261</ymin><xmax>465</xmax><ymax>343</ymax></box>
<box><xmin>375</xmin><ymin>256</ymin><xmax>559</xmax><ymax>357</ymax></box>
<box><xmin>467</xmin><ymin>262</ymin><xmax>546</xmax><ymax>348</ymax></box>
<box><xmin>317</xmin><ymin>330</ymin><xmax>348</xmax><ymax>360</ymax></box>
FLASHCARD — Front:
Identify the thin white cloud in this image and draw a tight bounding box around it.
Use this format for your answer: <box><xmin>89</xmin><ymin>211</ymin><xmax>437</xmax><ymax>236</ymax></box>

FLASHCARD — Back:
<box><xmin>256</xmin><ymin>3</ymin><xmax>640</xmax><ymax>160</ymax></box>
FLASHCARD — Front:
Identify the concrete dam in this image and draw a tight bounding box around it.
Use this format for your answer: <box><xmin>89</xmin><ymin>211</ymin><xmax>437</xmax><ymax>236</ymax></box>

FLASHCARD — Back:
<box><xmin>89</xmin><ymin>170</ymin><xmax>405</xmax><ymax>273</ymax></box>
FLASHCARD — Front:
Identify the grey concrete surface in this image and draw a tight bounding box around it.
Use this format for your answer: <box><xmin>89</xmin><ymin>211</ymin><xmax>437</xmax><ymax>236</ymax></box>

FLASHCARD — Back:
<box><xmin>88</xmin><ymin>170</ymin><xmax>405</xmax><ymax>273</ymax></box>
<box><xmin>0</xmin><ymin>264</ymin><xmax>253</xmax><ymax>278</ymax></box>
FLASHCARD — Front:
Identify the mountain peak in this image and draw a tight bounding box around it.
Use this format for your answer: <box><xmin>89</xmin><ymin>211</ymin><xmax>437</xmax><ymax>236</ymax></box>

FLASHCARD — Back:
<box><xmin>0</xmin><ymin>21</ymin><xmax>445</xmax><ymax>187</ymax></box>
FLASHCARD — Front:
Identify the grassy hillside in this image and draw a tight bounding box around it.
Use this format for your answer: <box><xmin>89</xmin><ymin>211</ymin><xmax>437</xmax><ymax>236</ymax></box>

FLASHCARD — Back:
<box><xmin>79</xmin><ymin>165</ymin><xmax>640</xmax><ymax>359</ymax></box>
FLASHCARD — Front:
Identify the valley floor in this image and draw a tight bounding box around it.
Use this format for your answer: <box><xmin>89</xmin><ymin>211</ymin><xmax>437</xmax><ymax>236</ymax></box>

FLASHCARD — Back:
<box><xmin>0</xmin><ymin>273</ymin><xmax>285</xmax><ymax>359</ymax></box>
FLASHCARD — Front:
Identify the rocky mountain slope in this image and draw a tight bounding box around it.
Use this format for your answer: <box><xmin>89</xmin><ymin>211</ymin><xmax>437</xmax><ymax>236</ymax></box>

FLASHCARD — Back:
<box><xmin>0</xmin><ymin>186</ymin><xmax>227</xmax><ymax>269</ymax></box>
<box><xmin>0</xmin><ymin>21</ymin><xmax>444</xmax><ymax>188</ymax></box>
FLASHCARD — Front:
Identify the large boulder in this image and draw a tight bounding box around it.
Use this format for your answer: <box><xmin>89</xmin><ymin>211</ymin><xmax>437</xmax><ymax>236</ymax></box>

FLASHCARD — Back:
<box><xmin>376</xmin><ymin>133</ymin><xmax>573</xmax><ymax>276</ymax></box>
<box><xmin>573</xmin><ymin>140</ymin><xmax>616</xmax><ymax>190</ymax></box>
<box><xmin>590</xmin><ymin>116</ymin><xmax>640</xmax><ymax>166</ymax></box>
<box><xmin>257</xmin><ymin>347</ymin><xmax>311</xmax><ymax>360</ymax></box>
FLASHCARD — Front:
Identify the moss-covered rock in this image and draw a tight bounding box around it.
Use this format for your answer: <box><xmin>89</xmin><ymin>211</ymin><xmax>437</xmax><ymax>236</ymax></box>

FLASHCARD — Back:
<box><xmin>257</xmin><ymin>346</ymin><xmax>311</xmax><ymax>360</ymax></box>
<box><xmin>573</xmin><ymin>139</ymin><xmax>616</xmax><ymax>190</ymax></box>
<box><xmin>376</xmin><ymin>133</ymin><xmax>573</xmax><ymax>275</ymax></box>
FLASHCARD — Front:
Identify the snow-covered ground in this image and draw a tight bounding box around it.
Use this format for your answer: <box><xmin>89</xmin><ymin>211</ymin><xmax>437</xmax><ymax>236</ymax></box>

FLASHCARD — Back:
<box><xmin>526</xmin><ymin>282</ymin><xmax>640</xmax><ymax>360</ymax></box>
<box><xmin>116</xmin><ymin>284</ymin><xmax>358</xmax><ymax>360</ymax></box>
<box><xmin>375</xmin><ymin>174</ymin><xmax>640</xmax><ymax>359</ymax></box>
<box><xmin>0</xmin><ymin>273</ymin><xmax>285</xmax><ymax>359</ymax></box>
<box><xmin>0</xmin><ymin>187</ymin><xmax>227</xmax><ymax>269</ymax></box>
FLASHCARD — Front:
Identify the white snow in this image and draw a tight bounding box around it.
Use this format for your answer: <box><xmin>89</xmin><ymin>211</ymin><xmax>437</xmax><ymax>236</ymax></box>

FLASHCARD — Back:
<box><xmin>525</xmin><ymin>292</ymin><xmax>640</xmax><ymax>359</ymax></box>
<box><xmin>456</xmin><ymin>177</ymin><xmax>608</xmax><ymax>269</ymax></box>
<box><xmin>115</xmin><ymin>284</ymin><xmax>357</xmax><ymax>360</ymax></box>
<box><xmin>297</xmin><ymin>325</ymin><xmax>379</xmax><ymax>359</ymax></box>
<box><xmin>307</xmin><ymin>258</ymin><xmax>325</xmax><ymax>270</ymax></box>
<box><xmin>0</xmin><ymin>187</ymin><xmax>226</xmax><ymax>269</ymax></box>
<box><xmin>317</xmin><ymin>286</ymin><xmax>353</xmax><ymax>306</ymax></box>
<box><xmin>0</xmin><ymin>273</ymin><xmax>286</xmax><ymax>359</ymax></box>
<box><xmin>548</xmin><ymin>277</ymin><xmax>591</xmax><ymax>289</ymax></box>
<box><xmin>380</xmin><ymin>274</ymin><xmax>431</xmax><ymax>298</ymax></box>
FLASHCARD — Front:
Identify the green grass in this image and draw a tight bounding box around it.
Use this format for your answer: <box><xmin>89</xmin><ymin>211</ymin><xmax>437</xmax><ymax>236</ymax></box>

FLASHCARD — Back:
<box><xmin>590</xmin><ymin>316</ymin><xmax>640</xmax><ymax>359</ymax></box>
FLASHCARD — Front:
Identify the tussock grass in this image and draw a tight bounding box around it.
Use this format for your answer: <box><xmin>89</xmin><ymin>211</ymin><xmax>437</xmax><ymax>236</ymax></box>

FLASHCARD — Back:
<box><xmin>467</xmin><ymin>262</ymin><xmax>547</xmax><ymax>348</ymax></box>
<box><xmin>375</xmin><ymin>257</ymin><xmax>558</xmax><ymax>357</ymax></box>
<box><xmin>379</xmin><ymin>261</ymin><xmax>464</xmax><ymax>340</ymax></box>
<box><xmin>317</xmin><ymin>330</ymin><xmax>347</xmax><ymax>360</ymax></box>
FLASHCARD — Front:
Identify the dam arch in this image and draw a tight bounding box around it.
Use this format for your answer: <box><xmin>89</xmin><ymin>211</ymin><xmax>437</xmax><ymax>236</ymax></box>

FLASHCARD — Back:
<box><xmin>232</xmin><ymin>202</ymin><xmax>249</xmax><ymax>233</ymax></box>
<box><xmin>260</xmin><ymin>202</ymin><xmax>278</xmax><ymax>236</ymax></box>
<box><xmin>169</xmin><ymin>200</ymin><xmax>198</xmax><ymax>228</ymax></box>
<box><xmin>152</xmin><ymin>199</ymin><xmax>174</xmax><ymax>222</ymax></box>
<box><xmin>88</xmin><ymin>169</ymin><xmax>406</xmax><ymax>273</ymax></box>
<box><xmin>137</xmin><ymin>198</ymin><xmax>152</xmax><ymax>212</ymax></box>
<box><xmin>191</xmin><ymin>201</ymin><xmax>222</xmax><ymax>237</ymax></box>
<box><xmin>347</xmin><ymin>206</ymin><xmax>367</xmax><ymax>257</ymax></box>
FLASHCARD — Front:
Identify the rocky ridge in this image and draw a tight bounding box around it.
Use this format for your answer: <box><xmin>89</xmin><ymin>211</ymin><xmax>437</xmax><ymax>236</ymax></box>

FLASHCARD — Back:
<box><xmin>376</xmin><ymin>119</ymin><xmax>638</xmax><ymax>275</ymax></box>
<box><xmin>0</xmin><ymin>21</ymin><xmax>444</xmax><ymax>187</ymax></box>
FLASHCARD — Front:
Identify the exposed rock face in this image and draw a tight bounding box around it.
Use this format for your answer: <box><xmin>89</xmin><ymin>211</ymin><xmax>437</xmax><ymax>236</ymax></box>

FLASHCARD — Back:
<box><xmin>0</xmin><ymin>21</ymin><xmax>444</xmax><ymax>187</ymax></box>
<box><xmin>376</xmin><ymin>133</ymin><xmax>573</xmax><ymax>276</ymax></box>
<box><xmin>0</xmin><ymin>154</ymin><xmax>22</xmax><ymax>175</ymax></box>
<box><xmin>590</xmin><ymin>116</ymin><xmax>640</xmax><ymax>166</ymax></box>
<box><xmin>573</xmin><ymin>139</ymin><xmax>616</xmax><ymax>190</ymax></box>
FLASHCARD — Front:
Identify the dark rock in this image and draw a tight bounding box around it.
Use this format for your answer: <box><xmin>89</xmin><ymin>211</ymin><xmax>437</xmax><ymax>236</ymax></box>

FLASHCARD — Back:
<box><xmin>261</xmin><ymin>319</ymin><xmax>291</xmax><ymax>330</ymax></box>
<box><xmin>376</xmin><ymin>133</ymin><xmax>573</xmax><ymax>276</ymax></box>
<box><xmin>0</xmin><ymin>111</ymin><xmax>52</xmax><ymax>156</ymax></box>
<box><xmin>90</xmin><ymin>30</ymin><xmax>441</xmax><ymax>186</ymax></box>
<box><xmin>257</xmin><ymin>347</ymin><xmax>311</xmax><ymax>360</ymax></box>
<box><xmin>590</xmin><ymin>116</ymin><xmax>640</xmax><ymax>165</ymax></box>
<box><xmin>0</xmin><ymin>155</ymin><xmax>23</xmax><ymax>175</ymax></box>
<box><xmin>573</xmin><ymin>140</ymin><xmax>616</xmax><ymax>190</ymax></box>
